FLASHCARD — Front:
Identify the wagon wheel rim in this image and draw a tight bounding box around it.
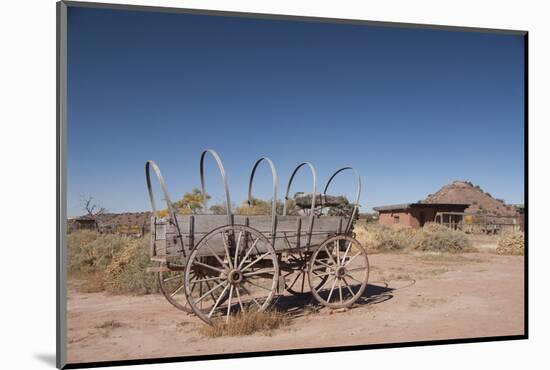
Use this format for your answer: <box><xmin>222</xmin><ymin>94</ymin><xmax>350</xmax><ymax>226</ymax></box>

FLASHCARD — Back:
<box><xmin>284</xmin><ymin>251</ymin><xmax>328</xmax><ymax>295</ymax></box>
<box><xmin>184</xmin><ymin>224</ymin><xmax>279</xmax><ymax>324</ymax></box>
<box><xmin>157</xmin><ymin>261</ymin><xmax>193</xmax><ymax>313</ymax></box>
<box><xmin>308</xmin><ymin>235</ymin><xmax>369</xmax><ymax>308</ymax></box>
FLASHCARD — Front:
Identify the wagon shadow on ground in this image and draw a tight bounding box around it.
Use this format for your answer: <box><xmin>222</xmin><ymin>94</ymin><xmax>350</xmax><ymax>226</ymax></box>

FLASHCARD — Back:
<box><xmin>273</xmin><ymin>283</ymin><xmax>396</xmax><ymax>319</ymax></box>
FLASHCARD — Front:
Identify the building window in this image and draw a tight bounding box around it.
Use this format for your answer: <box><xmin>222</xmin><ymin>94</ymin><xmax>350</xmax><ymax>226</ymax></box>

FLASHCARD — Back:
<box><xmin>393</xmin><ymin>215</ymin><xmax>400</xmax><ymax>224</ymax></box>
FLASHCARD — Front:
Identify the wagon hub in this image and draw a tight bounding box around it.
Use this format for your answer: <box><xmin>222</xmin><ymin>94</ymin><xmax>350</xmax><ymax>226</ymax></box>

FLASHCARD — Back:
<box><xmin>335</xmin><ymin>266</ymin><xmax>347</xmax><ymax>279</ymax></box>
<box><xmin>228</xmin><ymin>269</ymin><xmax>244</xmax><ymax>284</ymax></box>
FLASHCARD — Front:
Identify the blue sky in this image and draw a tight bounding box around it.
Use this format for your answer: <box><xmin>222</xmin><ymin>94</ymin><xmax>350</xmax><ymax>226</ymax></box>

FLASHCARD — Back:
<box><xmin>67</xmin><ymin>7</ymin><xmax>525</xmax><ymax>217</ymax></box>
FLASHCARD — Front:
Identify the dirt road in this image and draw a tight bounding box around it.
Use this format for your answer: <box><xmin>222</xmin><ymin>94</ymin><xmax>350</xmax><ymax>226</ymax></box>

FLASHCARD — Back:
<box><xmin>67</xmin><ymin>251</ymin><xmax>524</xmax><ymax>364</ymax></box>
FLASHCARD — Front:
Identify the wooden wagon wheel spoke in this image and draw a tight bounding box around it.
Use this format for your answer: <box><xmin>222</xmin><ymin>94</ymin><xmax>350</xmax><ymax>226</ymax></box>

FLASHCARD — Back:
<box><xmin>341</xmin><ymin>276</ymin><xmax>356</xmax><ymax>296</ymax></box>
<box><xmin>220</xmin><ymin>232</ymin><xmax>234</xmax><ymax>269</ymax></box>
<box><xmin>326</xmin><ymin>278</ymin><xmax>338</xmax><ymax>302</ymax></box>
<box><xmin>243</xmin><ymin>269</ymin><xmax>276</xmax><ymax>277</ymax></box>
<box><xmin>192</xmin><ymin>260</ymin><xmax>225</xmax><ymax>274</ymax></box>
<box><xmin>285</xmin><ymin>250</ymin><xmax>328</xmax><ymax>295</ymax></box>
<box><xmin>241</xmin><ymin>251</ymin><xmax>272</xmax><ymax>272</ymax></box>
<box><xmin>208</xmin><ymin>283</ymin><xmax>231</xmax><ymax>318</ymax></box>
<box><xmin>202</xmin><ymin>278</ymin><xmax>221</xmax><ymax>303</ymax></box>
<box><xmin>162</xmin><ymin>274</ymin><xmax>183</xmax><ymax>283</ymax></box>
<box><xmin>313</xmin><ymin>259</ymin><xmax>334</xmax><ymax>270</ymax></box>
<box><xmin>170</xmin><ymin>283</ymin><xmax>185</xmax><ymax>298</ymax></box>
<box><xmin>343</xmin><ymin>252</ymin><xmax>362</xmax><ymax>267</ymax></box>
<box><xmin>286</xmin><ymin>271</ymin><xmax>302</xmax><ymax>291</ymax></box>
<box><xmin>341</xmin><ymin>241</ymin><xmax>352</xmax><ymax>263</ymax></box>
<box><xmin>195</xmin><ymin>281</ymin><xmax>227</xmax><ymax>305</ymax></box>
<box><xmin>157</xmin><ymin>263</ymin><xmax>193</xmax><ymax>313</ymax></box>
<box><xmin>316</xmin><ymin>274</ymin><xmax>336</xmax><ymax>292</ymax></box>
<box><xmin>204</xmin><ymin>242</ymin><xmax>230</xmax><ymax>270</ymax></box>
<box><xmin>239</xmin><ymin>284</ymin><xmax>262</xmax><ymax>308</ymax></box>
<box><xmin>314</xmin><ymin>271</ymin><xmax>333</xmax><ymax>278</ymax></box>
<box><xmin>335</xmin><ymin>240</ymin><xmax>341</xmax><ymax>265</ymax></box>
<box><xmin>235</xmin><ymin>285</ymin><xmax>245</xmax><ymax>312</ymax></box>
<box><xmin>323</xmin><ymin>245</ymin><xmax>338</xmax><ymax>266</ymax></box>
<box><xmin>233</xmin><ymin>231</ymin><xmax>243</xmax><ymax>267</ymax></box>
<box><xmin>309</xmin><ymin>235</ymin><xmax>369</xmax><ymax>309</ymax></box>
<box><xmin>225</xmin><ymin>285</ymin><xmax>234</xmax><ymax>321</ymax></box>
<box><xmin>190</xmin><ymin>275</ymin><xmax>224</xmax><ymax>284</ymax></box>
<box><xmin>237</xmin><ymin>238</ymin><xmax>260</xmax><ymax>269</ymax></box>
<box><xmin>185</xmin><ymin>225</ymin><xmax>279</xmax><ymax>324</ymax></box>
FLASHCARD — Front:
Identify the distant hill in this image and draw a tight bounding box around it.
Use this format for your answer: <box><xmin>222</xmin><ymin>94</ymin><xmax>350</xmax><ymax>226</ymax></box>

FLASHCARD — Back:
<box><xmin>423</xmin><ymin>181</ymin><xmax>518</xmax><ymax>217</ymax></box>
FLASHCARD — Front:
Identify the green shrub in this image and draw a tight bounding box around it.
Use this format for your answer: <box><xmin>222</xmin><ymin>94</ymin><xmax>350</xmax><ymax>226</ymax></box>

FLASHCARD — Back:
<box><xmin>496</xmin><ymin>230</ymin><xmax>524</xmax><ymax>255</ymax></box>
<box><xmin>412</xmin><ymin>223</ymin><xmax>473</xmax><ymax>253</ymax></box>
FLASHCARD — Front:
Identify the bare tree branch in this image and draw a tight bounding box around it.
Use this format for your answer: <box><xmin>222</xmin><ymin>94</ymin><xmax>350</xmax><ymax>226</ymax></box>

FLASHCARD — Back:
<box><xmin>81</xmin><ymin>196</ymin><xmax>106</xmax><ymax>219</ymax></box>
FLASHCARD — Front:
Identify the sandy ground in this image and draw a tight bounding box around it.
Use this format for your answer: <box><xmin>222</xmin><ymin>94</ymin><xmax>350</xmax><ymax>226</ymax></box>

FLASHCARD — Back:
<box><xmin>67</xmin><ymin>249</ymin><xmax>524</xmax><ymax>364</ymax></box>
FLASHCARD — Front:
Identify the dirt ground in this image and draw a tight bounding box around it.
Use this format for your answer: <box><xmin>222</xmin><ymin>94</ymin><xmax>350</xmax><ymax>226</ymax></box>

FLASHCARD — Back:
<box><xmin>67</xmin><ymin>243</ymin><xmax>524</xmax><ymax>364</ymax></box>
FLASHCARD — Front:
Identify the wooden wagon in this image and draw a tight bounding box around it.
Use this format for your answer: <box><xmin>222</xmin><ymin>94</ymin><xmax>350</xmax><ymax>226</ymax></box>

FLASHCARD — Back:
<box><xmin>146</xmin><ymin>149</ymin><xmax>369</xmax><ymax>324</ymax></box>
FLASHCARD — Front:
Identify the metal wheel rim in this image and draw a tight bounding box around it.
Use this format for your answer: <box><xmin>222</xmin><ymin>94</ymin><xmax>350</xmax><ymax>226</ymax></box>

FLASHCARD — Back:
<box><xmin>157</xmin><ymin>261</ymin><xmax>193</xmax><ymax>313</ymax></box>
<box><xmin>184</xmin><ymin>224</ymin><xmax>280</xmax><ymax>324</ymax></box>
<box><xmin>308</xmin><ymin>235</ymin><xmax>369</xmax><ymax>308</ymax></box>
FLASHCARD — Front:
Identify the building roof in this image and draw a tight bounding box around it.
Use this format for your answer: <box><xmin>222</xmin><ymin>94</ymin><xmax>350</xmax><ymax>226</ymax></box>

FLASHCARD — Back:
<box><xmin>373</xmin><ymin>203</ymin><xmax>470</xmax><ymax>212</ymax></box>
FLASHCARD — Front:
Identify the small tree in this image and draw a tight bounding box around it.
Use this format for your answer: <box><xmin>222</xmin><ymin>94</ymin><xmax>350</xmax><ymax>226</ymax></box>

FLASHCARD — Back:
<box><xmin>210</xmin><ymin>204</ymin><xmax>228</xmax><ymax>215</ymax></box>
<box><xmin>173</xmin><ymin>188</ymin><xmax>210</xmax><ymax>214</ymax></box>
<box><xmin>82</xmin><ymin>196</ymin><xmax>106</xmax><ymax>218</ymax></box>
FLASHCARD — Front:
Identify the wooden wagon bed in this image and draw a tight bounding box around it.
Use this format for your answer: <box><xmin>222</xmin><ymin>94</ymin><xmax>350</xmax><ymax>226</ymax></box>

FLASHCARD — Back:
<box><xmin>151</xmin><ymin>214</ymin><xmax>351</xmax><ymax>261</ymax></box>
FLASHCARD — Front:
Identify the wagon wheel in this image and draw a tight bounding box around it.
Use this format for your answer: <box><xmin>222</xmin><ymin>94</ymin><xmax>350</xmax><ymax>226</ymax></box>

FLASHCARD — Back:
<box><xmin>308</xmin><ymin>235</ymin><xmax>369</xmax><ymax>308</ymax></box>
<box><xmin>284</xmin><ymin>251</ymin><xmax>328</xmax><ymax>295</ymax></box>
<box><xmin>157</xmin><ymin>261</ymin><xmax>193</xmax><ymax>313</ymax></box>
<box><xmin>184</xmin><ymin>224</ymin><xmax>280</xmax><ymax>324</ymax></box>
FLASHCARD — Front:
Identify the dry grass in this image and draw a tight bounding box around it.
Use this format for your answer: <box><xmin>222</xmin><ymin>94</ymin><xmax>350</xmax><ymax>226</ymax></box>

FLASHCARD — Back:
<box><xmin>496</xmin><ymin>231</ymin><xmax>524</xmax><ymax>255</ymax></box>
<box><xmin>94</xmin><ymin>320</ymin><xmax>125</xmax><ymax>330</ymax></box>
<box><xmin>199</xmin><ymin>310</ymin><xmax>290</xmax><ymax>338</ymax></box>
<box><xmin>412</xmin><ymin>223</ymin><xmax>474</xmax><ymax>253</ymax></box>
<box><xmin>355</xmin><ymin>223</ymin><xmax>474</xmax><ymax>254</ymax></box>
<box><xmin>72</xmin><ymin>271</ymin><xmax>105</xmax><ymax>293</ymax></box>
<box><xmin>68</xmin><ymin>230</ymin><xmax>158</xmax><ymax>295</ymax></box>
<box><xmin>355</xmin><ymin>224</ymin><xmax>415</xmax><ymax>252</ymax></box>
<box><xmin>103</xmin><ymin>237</ymin><xmax>158</xmax><ymax>295</ymax></box>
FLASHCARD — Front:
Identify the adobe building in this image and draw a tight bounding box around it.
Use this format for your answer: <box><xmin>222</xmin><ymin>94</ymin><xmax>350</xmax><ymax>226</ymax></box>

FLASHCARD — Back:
<box><xmin>69</xmin><ymin>212</ymin><xmax>152</xmax><ymax>236</ymax></box>
<box><xmin>373</xmin><ymin>203</ymin><xmax>469</xmax><ymax>228</ymax></box>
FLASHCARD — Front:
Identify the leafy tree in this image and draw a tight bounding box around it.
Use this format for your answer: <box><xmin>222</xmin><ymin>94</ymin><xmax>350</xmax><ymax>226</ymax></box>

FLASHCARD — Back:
<box><xmin>209</xmin><ymin>204</ymin><xmax>228</xmax><ymax>215</ymax></box>
<box><xmin>236</xmin><ymin>197</ymin><xmax>275</xmax><ymax>215</ymax></box>
<box><xmin>155</xmin><ymin>188</ymin><xmax>210</xmax><ymax>217</ymax></box>
<box><xmin>173</xmin><ymin>188</ymin><xmax>210</xmax><ymax>214</ymax></box>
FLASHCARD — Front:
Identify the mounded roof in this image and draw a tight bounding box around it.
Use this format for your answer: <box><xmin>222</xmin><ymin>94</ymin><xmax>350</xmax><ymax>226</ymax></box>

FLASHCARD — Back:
<box><xmin>373</xmin><ymin>203</ymin><xmax>470</xmax><ymax>212</ymax></box>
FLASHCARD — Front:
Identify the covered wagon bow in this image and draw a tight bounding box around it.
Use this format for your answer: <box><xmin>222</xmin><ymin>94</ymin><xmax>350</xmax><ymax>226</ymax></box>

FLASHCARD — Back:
<box><xmin>145</xmin><ymin>149</ymin><xmax>369</xmax><ymax>324</ymax></box>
